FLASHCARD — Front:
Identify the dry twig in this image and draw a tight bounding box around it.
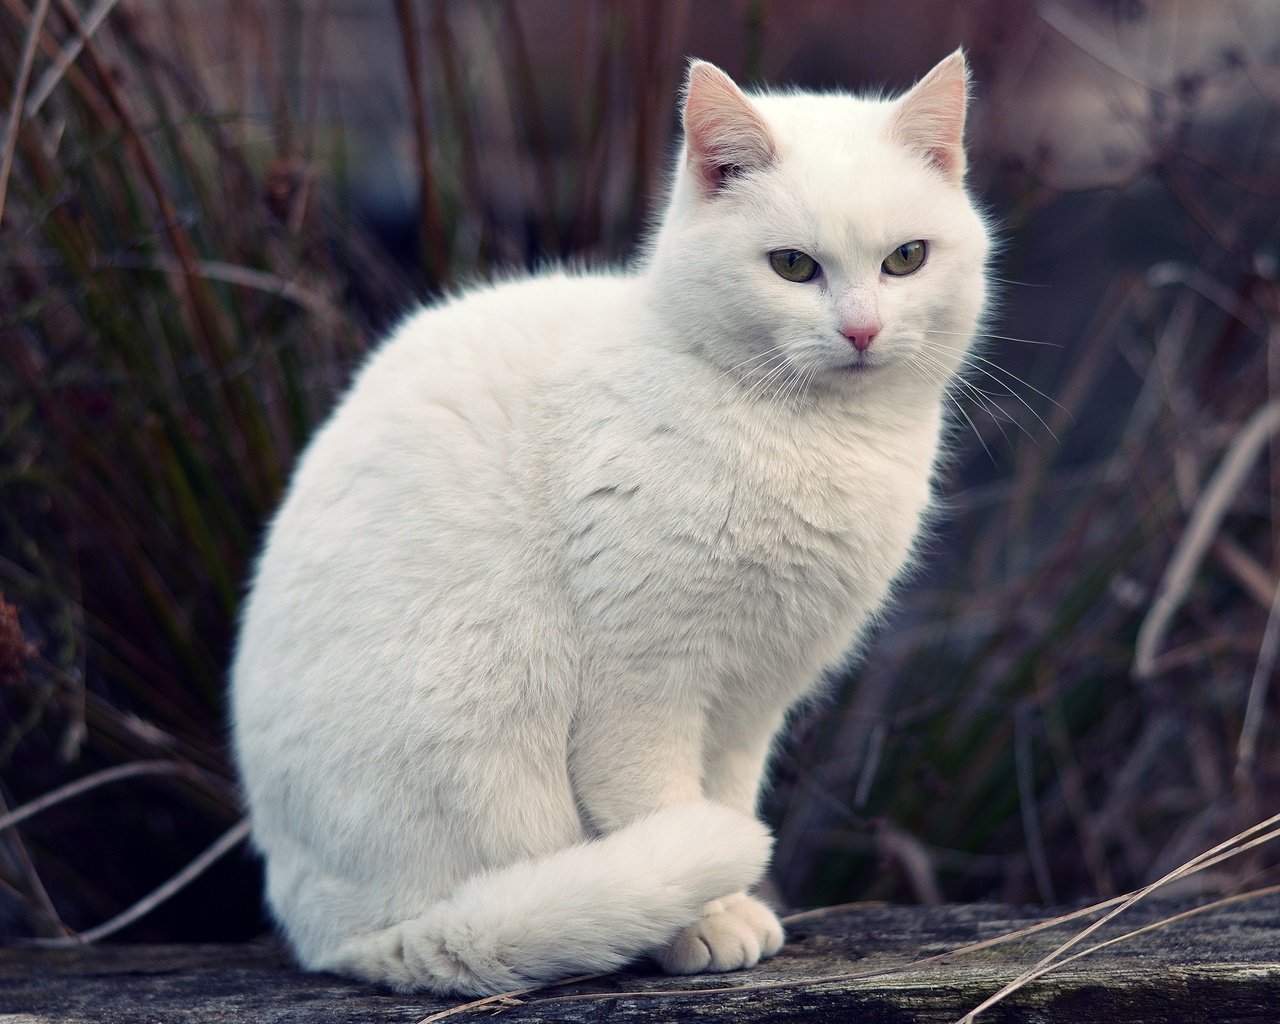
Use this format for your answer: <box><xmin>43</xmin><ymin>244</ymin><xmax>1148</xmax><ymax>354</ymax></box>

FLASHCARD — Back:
<box><xmin>0</xmin><ymin>0</ymin><xmax>51</xmax><ymax>226</ymax></box>
<box><xmin>31</xmin><ymin>818</ymin><xmax>250</xmax><ymax>946</ymax></box>
<box><xmin>1134</xmin><ymin>399</ymin><xmax>1280</xmax><ymax>678</ymax></box>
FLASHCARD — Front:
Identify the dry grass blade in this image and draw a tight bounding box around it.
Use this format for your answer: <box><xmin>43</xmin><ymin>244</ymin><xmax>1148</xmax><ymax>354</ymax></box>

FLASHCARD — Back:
<box><xmin>1145</xmin><ymin>262</ymin><xmax>1269</xmax><ymax>336</ymax></box>
<box><xmin>51</xmin><ymin>0</ymin><xmax>229</xmax><ymax>364</ymax></box>
<box><xmin>1133</xmin><ymin>399</ymin><xmax>1280</xmax><ymax>679</ymax></box>
<box><xmin>31</xmin><ymin>818</ymin><xmax>250</xmax><ymax>946</ymax></box>
<box><xmin>415</xmin><ymin>974</ymin><xmax>605</xmax><ymax>1024</ymax></box>
<box><xmin>0</xmin><ymin>760</ymin><xmax>212</xmax><ymax>835</ymax></box>
<box><xmin>456</xmin><ymin>826</ymin><xmax>1280</xmax><ymax>1022</ymax></box>
<box><xmin>493</xmin><ymin>0</ymin><xmax>561</xmax><ymax>252</ymax></box>
<box><xmin>0</xmin><ymin>791</ymin><xmax>72</xmax><ymax>937</ymax></box>
<box><xmin>394</xmin><ymin>0</ymin><xmax>449</xmax><ymax>286</ymax></box>
<box><xmin>1047</xmin><ymin>882</ymin><xmax>1280</xmax><ymax>962</ymax></box>
<box><xmin>425</xmin><ymin>897</ymin><xmax>1146</xmax><ymax>1020</ymax></box>
<box><xmin>1038</xmin><ymin>3</ymin><xmax>1168</xmax><ymax>98</ymax></box>
<box><xmin>0</xmin><ymin>0</ymin><xmax>51</xmax><ymax>225</ymax></box>
<box><xmin>1016</xmin><ymin>704</ymin><xmax>1055</xmax><ymax>903</ymax></box>
<box><xmin>1236</xmin><ymin>573</ymin><xmax>1280</xmax><ymax>782</ymax></box>
<box><xmin>962</xmin><ymin>882</ymin><xmax>1280</xmax><ymax>1020</ymax></box>
<box><xmin>956</xmin><ymin>812</ymin><xmax>1280</xmax><ymax>1022</ymax></box>
<box><xmin>779</xmin><ymin>901</ymin><xmax>887</xmax><ymax>925</ymax></box>
<box><xmin>106</xmin><ymin>253</ymin><xmax>343</xmax><ymax>316</ymax></box>
<box><xmin>22</xmin><ymin>0</ymin><xmax>118</xmax><ymax>118</ymax></box>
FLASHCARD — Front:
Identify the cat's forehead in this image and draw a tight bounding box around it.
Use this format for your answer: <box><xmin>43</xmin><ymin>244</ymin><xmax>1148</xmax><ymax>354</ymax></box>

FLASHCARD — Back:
<box><xmin>748</xmin><ymin>88</ymin><xmax>895</xmax><ymax>148</ymax></box>
<box><xmin>746</xmin><ymin>90</ymin><xmax>950</xmax><ymax>253</ymax></box>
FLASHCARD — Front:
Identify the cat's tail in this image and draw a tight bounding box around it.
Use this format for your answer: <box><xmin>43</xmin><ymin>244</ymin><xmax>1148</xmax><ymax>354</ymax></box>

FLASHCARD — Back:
<box><xmin>315</xmin><ymin>800</ymin><xmax>772</xmax><ymax>995</ymax></box>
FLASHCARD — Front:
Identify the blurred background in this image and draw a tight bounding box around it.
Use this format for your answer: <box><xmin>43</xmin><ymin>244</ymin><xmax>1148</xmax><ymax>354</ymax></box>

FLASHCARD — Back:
<box><xmin>2</xmin><ymin>0</ymin><xmax>1279</xmax><ymax>944</ymax></box>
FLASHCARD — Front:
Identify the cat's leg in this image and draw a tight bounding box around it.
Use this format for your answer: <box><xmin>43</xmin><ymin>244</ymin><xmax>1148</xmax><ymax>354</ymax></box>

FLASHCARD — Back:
<box><xmin>569</xmin><ymin>681</ymin><xmax>781</xmax><ymax>976</ymax></box>
<box><xmin>701</xmin><ymin>701</ymin><xmax>785</xmax><ymax>815</ymax></box>
<box><xmin>568</xmin><ymin>681</ymin><xmax>707</xmax><ymax>832</ymax></box>
<box><xmin>285</xmin><ymin>649</ymin><xmax>770</xmax><ymax>995</ymax></box>
<box><xmin>656</xmin><ymin>701</ymin><xmax>787</xmax><ymax>975</ymax></box>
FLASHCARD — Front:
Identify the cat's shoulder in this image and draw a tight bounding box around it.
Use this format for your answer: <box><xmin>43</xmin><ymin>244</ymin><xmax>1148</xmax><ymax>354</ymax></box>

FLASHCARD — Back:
<box><xmin>335</xmin><ymin>263</ymin><xmax>655</xmax><ymax>425</ymax></box>
<box><xmin>412</xmin><ymin>263</ymin><xmax>641</xmax><ymax>327</ymax></box>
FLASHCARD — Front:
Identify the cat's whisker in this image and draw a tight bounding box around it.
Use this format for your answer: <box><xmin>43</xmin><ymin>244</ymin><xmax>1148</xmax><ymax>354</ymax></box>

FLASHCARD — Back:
<box><xmin>953</xmin><ymin>358</ymin><xmax>1061</xmax><ymax>442</ymax></box>
<box><xmin>952</xmin><ymin>375</ymin><xmax>1037</xmax><ymax>447</ymax></box>
<box><xmin>960</xmin><ymin>350</ymin><xmax>1070</xmax><ymax>415</ymax></box>
<box><xmin>913</xmin><ymin>349</ymin><xmax>1022</xmax><ymax>450</ymax></box>
<box><xmin>916</xmin><ymin>345</ymin><xmax>1030</xmax><ymax>446</ymax></box>
<box><xmin>938</xmin><ymin>383</ymin><xmax>1000</xmax><ymax>465</ymax></box>
<box><xmin>779</xmin><ymin>364</ymin><xmax>818</xmax><ymax>410</ymax></box>
<box><xmin>752</xmin><ymin>359</ymin><xmax>795</xmax><ymax>394</ymax></box>
<box><xmin>739</xmin><ymin>357</ymin><xmax>798</xmax><ymax>409</ymax></box>
<box><xmin>699</xmin><ymin>345</ymin><xmax>795</xmax><ymax>417</ymax></box>
<box><xmin>912</xmin><ymin>348</ymin><xmax>997</xmax><ymax>414</ymax></box>
<box><xmin>950</xmin><ymin>398</ymin><xmax>1000</xmax><ymax>466</ymax></box>
<box><xmin>898</xmin><ymin>357</ymin><xmax>996</xmax><ymax>461</ymax></box>
<box><xmin>731</xmin><ymin>348</ymin><xmax>790</xmax><ymax>386</ymax></box>
<box><xmin>923</xmin><ymin>326</ymin><xmax>1060</xmax><ymax>349</ymax></box>
<box><xmin>986</xmin><ymin>275</ymin><xmax>1051</xmax><ymax>289</ymax></box>
<box><xmin>733</xmin><ymin>363</ymin><xmax>783</xmax><ymax>408</ymax></box>
<box><xmin>726</xmin><ymin>345</ymin><xmax>791</xmax><ymax>379</ymax></box>
<box><xmin>717</xmin><ymin>352</ymin><xmax>793</xmax><ymax>420</ymax></box>
<box><xmin>775</xmin><ymin>359</ymin><xmax>813</xmax><ymax>406</ymax></box>
<box><xmin>722</xmin><ymin>368</ymin><xmax>781</xmax><ymax>423</ymax></box>
<box><xmin>917</xmin><ymin>337</ymin><xmax>1064</xmax><ymax>441</ymax></box>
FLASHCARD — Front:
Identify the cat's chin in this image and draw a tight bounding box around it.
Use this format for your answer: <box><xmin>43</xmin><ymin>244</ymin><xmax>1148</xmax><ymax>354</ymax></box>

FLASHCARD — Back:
<box><xmin>823</xmin><ymin>340</ymin><xmax>896</xmax><ymax>377</ymax></box>
<box><xmin>833</xmin><ymin>355</ymin><xmax>885</xmax><ymax>376</ymax></box>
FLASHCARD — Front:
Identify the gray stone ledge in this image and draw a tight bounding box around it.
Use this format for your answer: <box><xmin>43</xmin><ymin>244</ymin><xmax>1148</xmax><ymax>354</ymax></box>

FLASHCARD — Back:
<box><xmin>3</xmin><ymin>897</ymin><xmax>1280</xmax><ymax>1022</ymax></box>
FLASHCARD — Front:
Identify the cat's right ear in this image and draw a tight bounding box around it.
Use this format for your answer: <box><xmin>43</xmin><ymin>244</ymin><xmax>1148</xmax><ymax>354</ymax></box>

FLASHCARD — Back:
<box><xmin>682</xmin><ymin>60</ymin><xmax>776</xmax><ymax>197</ymax></box>
<box><xmin>891</xmin><ymin>49</ymin><xmax>971</xmax><ymax>184</ymax></box>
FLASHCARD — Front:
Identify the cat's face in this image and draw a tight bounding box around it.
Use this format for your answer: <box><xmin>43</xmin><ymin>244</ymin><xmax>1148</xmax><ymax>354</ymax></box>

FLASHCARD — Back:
<box><xmin>653</xmin><ymin>54</ymin><xmax>990</xmax><ymax>401</ymax></box>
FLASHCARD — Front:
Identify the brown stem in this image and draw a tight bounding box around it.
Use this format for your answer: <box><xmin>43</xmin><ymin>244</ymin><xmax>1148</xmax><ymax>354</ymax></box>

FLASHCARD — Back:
<box><xmin>394</xmin><ymin>0</ymin><xmax>450</xmax><ymax>287</ymax></box>
<box><xmin>0</xmin><ymin>0</ymin><xmax>52</xmax><ymax>227</ymax></box>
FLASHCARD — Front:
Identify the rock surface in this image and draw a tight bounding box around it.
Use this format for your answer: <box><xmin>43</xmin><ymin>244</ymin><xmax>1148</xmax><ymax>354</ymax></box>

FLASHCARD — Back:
<box><xmin>3</xmin><ymin>896</ymin><xmax>1280</xmax><ymax>1022</ymax></box>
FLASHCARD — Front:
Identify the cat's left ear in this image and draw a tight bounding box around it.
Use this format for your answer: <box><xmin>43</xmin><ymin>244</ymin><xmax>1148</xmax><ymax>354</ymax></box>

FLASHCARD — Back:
<box><xmin>682</xmin><ymin>60</ymin><xmax>777</xmax><ymax>197</ymax></box>
<box><xmin>891</xmin><ymin>49</ymin><xmax>970</xmax><ymax>184</ymax></box>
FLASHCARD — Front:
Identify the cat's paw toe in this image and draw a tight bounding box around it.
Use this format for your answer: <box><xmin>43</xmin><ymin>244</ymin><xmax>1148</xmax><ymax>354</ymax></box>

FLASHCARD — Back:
<box><xmin>657</xmin><ymin>910</ymin><xmax>762</xmax><ymax>974</ymax></box>
<box><xmin>657</xmin><ymin>891</ymin><xmax>786</xmax><ymax>975</ymax></box>
<box><xmin>721</xmin><ymin>891</ymin><xmax>784</xmax><ymax>958</ymax></box>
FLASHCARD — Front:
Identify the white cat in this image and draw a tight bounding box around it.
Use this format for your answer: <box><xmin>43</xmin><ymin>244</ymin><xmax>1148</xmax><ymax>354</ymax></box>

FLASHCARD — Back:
<box><xmin>231</xmin><ymin>51</ymin><xmax>990</xmax><ymax>995</ymax></box>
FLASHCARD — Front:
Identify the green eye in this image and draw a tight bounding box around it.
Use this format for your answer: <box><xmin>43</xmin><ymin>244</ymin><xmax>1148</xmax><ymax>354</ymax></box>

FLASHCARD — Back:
<box><xmin>882</xmin><ymin>240</ymin><xmax>927</xmax><ymax>276</ymax></box>
<box><xmin>769</xmin><ymin>249</ymin><xmax>820</xmax><ymax>283</ymax></box>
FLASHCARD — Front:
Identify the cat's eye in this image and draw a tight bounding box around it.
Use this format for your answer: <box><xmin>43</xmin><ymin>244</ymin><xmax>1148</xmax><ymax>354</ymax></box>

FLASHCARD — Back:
<box><xmin>882</xmin><ymin>240</ymin><xmax>927</xmax><ymax>276</ymax></box>
<box><xmin>769</xmin><ymin>249</ymin><xmax>820</xmax><ymax>283</ymax></box>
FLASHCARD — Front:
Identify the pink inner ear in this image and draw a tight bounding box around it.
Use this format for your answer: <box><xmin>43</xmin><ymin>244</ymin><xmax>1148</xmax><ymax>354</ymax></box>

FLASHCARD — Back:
<box><xmin>683</xmin><ymin>62</ymin><xmax>776</xmax><ymax>195</ymax></box>
<box><xmin>891</xmin><ymin>51</ymin><xmax>970</xmax><ymax>182</ymax></box>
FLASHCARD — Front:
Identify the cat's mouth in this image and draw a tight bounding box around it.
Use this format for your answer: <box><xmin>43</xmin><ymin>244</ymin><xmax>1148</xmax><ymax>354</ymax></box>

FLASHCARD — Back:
<box><xmin>830</xmin><ymin>336</ymin><xmax>887</xmax><ymax>375</ymax></box>
<box><xmin>837</xmin><ymin>355</ymin><xmax>880</xmax><ymax>374</ymax></box>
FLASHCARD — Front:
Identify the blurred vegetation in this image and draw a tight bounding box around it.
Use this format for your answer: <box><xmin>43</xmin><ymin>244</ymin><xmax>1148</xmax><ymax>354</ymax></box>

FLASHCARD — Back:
<box><xmin>0</xmin><ymin>0</ymin><xmax>413</xmax><ymax>939</ymax></box>
<box><xmin>2</xmin><ymin>0</ymin><xmax>1279</xmax><ymax>943</ymax></box>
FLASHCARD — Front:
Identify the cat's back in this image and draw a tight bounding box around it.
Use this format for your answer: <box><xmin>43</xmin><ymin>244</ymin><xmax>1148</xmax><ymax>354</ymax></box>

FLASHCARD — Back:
<box><xmin>235</xmin><ymin>270</ymin><xmax>641</xmax><ymax>690</ymax></box>
<box><xmin>276</xmin><ymin>269</ymin><xmax>637</xmax><ymax>530</ymax></box>
<box><xmin>327</xmin><ymin>269</ymin><xmax>636</xmax><ymax>452</ymax></box>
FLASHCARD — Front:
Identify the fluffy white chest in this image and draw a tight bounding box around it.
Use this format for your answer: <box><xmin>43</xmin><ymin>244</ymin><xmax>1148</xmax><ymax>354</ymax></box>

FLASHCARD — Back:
<box><xmin>541</xmin><ymin>364</ymin><xmax>939</xmax><ymax>701</ymax></box>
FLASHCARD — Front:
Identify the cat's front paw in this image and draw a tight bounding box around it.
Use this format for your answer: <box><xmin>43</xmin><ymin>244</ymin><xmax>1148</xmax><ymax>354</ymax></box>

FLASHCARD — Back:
<box><xmin>656</xmin><ymin>892</ymin><xmax>784</xmax><ymax>975</ymax></box>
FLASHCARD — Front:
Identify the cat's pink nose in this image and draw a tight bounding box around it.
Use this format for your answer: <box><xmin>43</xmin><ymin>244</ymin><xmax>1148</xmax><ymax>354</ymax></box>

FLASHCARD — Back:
<box><xmin>843</xmin><ymin>324</ymin><xmax>879</xmax><ymax>352</ymax></box>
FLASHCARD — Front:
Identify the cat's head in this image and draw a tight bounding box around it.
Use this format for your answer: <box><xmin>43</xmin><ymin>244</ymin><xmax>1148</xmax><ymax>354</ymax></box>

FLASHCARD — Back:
<box><xmin>650</xmin><ymin>52</ymin><xmax>991</xmax><ymax>403</ymax></box>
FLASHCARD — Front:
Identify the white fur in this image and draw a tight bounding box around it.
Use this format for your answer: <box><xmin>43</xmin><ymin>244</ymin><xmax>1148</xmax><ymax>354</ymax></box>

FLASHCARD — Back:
<box><xmin>231</xmin><ymin>52</ymin><xmax>991</xmax><ymax>995</ymax></box>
